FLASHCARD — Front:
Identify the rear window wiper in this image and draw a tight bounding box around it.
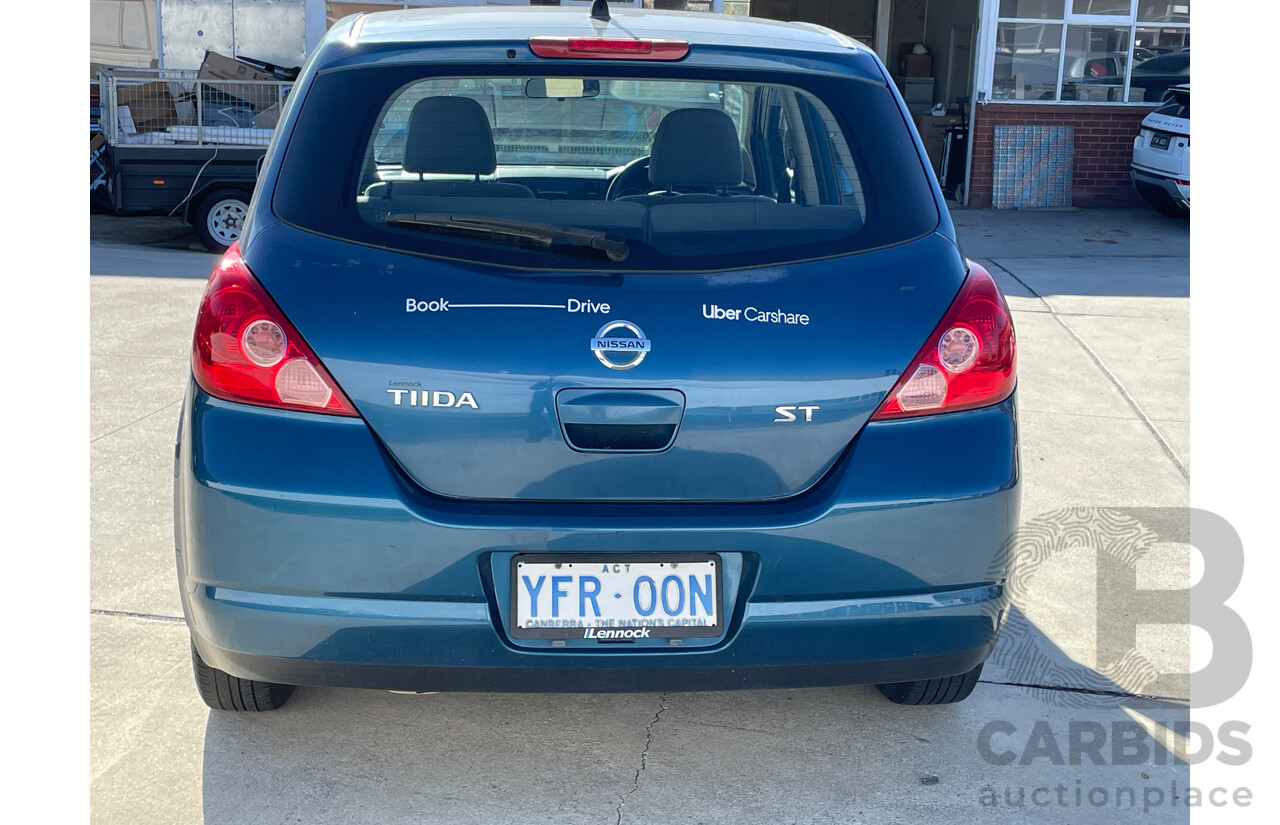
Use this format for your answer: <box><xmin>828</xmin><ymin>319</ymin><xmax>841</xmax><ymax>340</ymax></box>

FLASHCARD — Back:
<box><xmin>384</xmin><ymin>213</ymin><xmax>630</xmax><ymax>262</ymax></box>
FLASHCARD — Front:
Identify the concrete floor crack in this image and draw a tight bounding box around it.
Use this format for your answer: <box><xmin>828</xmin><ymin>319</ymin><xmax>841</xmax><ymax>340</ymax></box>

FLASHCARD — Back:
<box><xmin>979</xmin><ymin>678</ymin><xmax>1189</xmax><ymax>703</ymax></box>
<box><xmin>616</xmin><ymin>693</ymin><xmax>667</xmax><ymax>825</ymax></box>
<box><xmin>90</xmin><ymin>399</ymin><xmax>182</xmax><ymax>444</ymax></box>
<box><xmin>90</xmin><ymin>608</ymin><xmax>186</xmax><ymax>624</ymax></box>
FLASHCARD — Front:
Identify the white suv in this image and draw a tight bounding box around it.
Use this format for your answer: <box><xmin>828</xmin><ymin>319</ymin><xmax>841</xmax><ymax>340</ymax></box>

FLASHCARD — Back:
<box><xmin>1131</xmin><ymin>84</ymin><xmax>1189</xmax><ymax>216</ymax></box>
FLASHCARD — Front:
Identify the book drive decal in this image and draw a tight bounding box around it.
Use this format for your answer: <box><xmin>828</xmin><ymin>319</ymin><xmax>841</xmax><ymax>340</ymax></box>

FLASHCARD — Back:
<box><xmin>406</xmin><ymin>297</ymin><xmax>610</xmax><ymax>314</ymax></box>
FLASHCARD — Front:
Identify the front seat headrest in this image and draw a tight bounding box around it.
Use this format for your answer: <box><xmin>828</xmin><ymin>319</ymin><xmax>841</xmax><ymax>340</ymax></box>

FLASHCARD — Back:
<box><xmin>648</xmin><ymin>108</ymin><xmax>744</xmax><ymax>190</ymax></box>
<box><xmin>403</xmin><ymin>96</ymin><xmax>497</xmax><ymax>176</ymax></box>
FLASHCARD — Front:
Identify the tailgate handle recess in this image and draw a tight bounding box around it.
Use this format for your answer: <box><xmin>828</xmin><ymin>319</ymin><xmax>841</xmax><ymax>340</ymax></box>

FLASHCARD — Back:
<box><xmin>555</xmin><ymin>389</ymin><xmax>685</xmax><ymax>453</ymax></box>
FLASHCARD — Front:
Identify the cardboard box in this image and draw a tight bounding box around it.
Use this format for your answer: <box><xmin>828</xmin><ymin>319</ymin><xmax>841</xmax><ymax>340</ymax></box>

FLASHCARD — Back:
<box><xmin>1073</xmin><ymin>85</ymin><xmax>1110</xmax><ymax>102</ymax></box>
<box><xmin>113</xmin><ymin>81</ymin><xmax>178</xmax><ymax>132</ymax></box>
<box><xmin>198</xmin><ymin>51</ymin><xmax>283</xmax><ymax>113</ymax></box>
<box><xmin>116</xmin><ymin>105</ymin><xmax>137</xmax><ymax>136</ymax></box>
<box><xmin>913</xmin><ymin>113</ymin><xmax>964</xmax><ymax>176</ymax></box>
<box><xmin>899</xmin><ymin>53</ymin><xmax>933</xmax><ymax>78</ymax></box>
<box><xmin>199</xmin><ymin>51</ymin><xmax>279</xmax><ymax>83</ymax></box>
<box><xmin>896</xmin><ymin>76</ymin><xmax>935</xmax><ymax>104</ymax></box>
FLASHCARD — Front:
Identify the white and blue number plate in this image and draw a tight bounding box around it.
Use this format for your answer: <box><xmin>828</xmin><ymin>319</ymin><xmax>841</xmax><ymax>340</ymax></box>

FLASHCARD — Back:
<box><xmin>511</xmin><ymin>555</ymin><xmax>722</xmax><ymax>640</ymax></box>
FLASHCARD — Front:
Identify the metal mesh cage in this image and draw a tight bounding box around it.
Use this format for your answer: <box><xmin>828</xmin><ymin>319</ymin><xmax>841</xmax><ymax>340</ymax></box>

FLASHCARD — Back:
<box><xmin>98</xmin><ymin>67</ymin><xmax>293</xmax><ymax>147</ymax></box>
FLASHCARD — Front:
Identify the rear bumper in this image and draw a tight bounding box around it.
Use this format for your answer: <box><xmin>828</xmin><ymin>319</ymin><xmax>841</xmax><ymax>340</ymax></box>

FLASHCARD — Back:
<box><xmin>189</xmin><ymin>582</ymin><xmax>1003</xmax><ymax>691</ymax></box>
<box><xmin>195</xmin><ymin>634</ymin><xmax>997</xmax><ymax>694</ymax></box>
<box><xmin>176</xmin><ymin>386</ymin><xmax>1020</xmax><ymax>692</ymax></box>
<box><xmin>1131</xmin><ymin>165</ymin><xmax>1189</xmax><ymax>209</ymax></box>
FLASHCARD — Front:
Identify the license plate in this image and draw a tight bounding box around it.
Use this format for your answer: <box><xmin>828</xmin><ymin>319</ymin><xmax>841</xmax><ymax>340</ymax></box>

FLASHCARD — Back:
<box><xmin>1150</xmin><ymin>133</ymin><xmax>1171</xmax><ymax>149</ymax></box>
<box><xmin>511</xmin><ymin>555</ymin><xmax>722</xmax><ymax>640</ymax></box>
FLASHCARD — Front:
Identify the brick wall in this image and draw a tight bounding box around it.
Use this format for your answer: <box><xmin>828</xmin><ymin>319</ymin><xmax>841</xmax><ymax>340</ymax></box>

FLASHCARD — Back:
<box><xmin>968</xmin><ymin>104</ymin><xmax>1157</xmax><ymax>208</ymax></box>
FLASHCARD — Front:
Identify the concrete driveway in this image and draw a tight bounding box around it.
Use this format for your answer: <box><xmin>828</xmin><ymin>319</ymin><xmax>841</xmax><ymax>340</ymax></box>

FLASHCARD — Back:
<box><xmin>90</xmin><ymin>208</ymin><xmax>1192</xmax><ymax>824</ymax></box>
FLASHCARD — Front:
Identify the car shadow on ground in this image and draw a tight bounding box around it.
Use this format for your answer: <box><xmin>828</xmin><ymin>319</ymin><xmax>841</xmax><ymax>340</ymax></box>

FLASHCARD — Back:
<box><xmin>91</xmin><ymin>215</ymin><xmax>204</xmax><ymax>251</ymax></box>
<box><xmin>198</xmin><ymin>612</ymin><xmax>1190</xmax><ymax>824</ymax></box>
<box><xmin>199</xmin><ymin>683</ymin><xmax>958</xmax><ymax>824</ymax></box>
<box><xmin>951</xmin><ymin>207</ymin><xmax>1191</xmax><ymax>300</ymax></box>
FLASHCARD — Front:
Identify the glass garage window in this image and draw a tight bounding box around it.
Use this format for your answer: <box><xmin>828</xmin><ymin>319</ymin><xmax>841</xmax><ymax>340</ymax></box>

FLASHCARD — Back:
<box><xmin>1128</xmin><ymin>38</ymin><xmax>1189</xmax><ymax>103</ymax></box>
<box><xmin>992</xmin><ymin>0</ymin><xmax>1189</xmax><ymax>104</ymax></box>
<box><xmin>1134</xmin><ymin>25</ymin><xmax>1190</xmax><ymax>53</ymax></box>
<box><xmin>1137</xmin><ymin>1</ymin><xmax>1189</xmax><ymax>23</ymax></box>
<box><xmin>998</xmin><ymin>0</ymin><xmax>1064</xmax><ymax>17</ymax></box>
<box><xmin>993</xmin><ymin>22</ymin><xmax>1063</xmax><ymax>101</ymax></box>
<box><xmin>1060</xmin><ymin>25</ymin><xmax>1130</xmax><ymax>102</ymax></box>
<box><xmin>1070</xmin><ymin>1</ymin><xmax>1133</xmax><ymax>14</ymax></box>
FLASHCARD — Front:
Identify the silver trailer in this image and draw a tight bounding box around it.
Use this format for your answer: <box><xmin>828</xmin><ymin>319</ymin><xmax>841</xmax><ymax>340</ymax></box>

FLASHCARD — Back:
<box><xmin>96</xmin><ymin>65</ymin><xmax>293</xmax><ymax>251</ymax></box>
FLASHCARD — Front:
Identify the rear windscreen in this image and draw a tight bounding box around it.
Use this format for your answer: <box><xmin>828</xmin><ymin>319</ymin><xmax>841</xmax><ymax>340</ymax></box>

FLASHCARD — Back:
<box><xmin>1155</xmin><ymin>98</ymin><xmax>1189</xmax><ymax>119</ymax></box>
<box><xmin>273</xmin><ymin>65</ymin><xmax>938</xmax><ymax>271</ymax></box>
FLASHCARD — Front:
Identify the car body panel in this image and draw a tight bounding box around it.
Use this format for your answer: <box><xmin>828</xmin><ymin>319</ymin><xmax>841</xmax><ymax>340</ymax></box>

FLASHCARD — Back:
<box><xmin>176</xmin><ymin>6</ymin><xmax>1019</xmax><ymax>694</ymax></box>
<box><xmin>245</xmin><ymin>221</ymin><xmax>967</xmax><ymax>502</ymax></box>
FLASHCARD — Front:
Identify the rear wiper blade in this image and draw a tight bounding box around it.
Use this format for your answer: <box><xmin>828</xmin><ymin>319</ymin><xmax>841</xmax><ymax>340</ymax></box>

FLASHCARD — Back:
<box><xmin>384</xmin><ymin>213</ymin><xmax>630</xmax><ymax>262</ymax></box>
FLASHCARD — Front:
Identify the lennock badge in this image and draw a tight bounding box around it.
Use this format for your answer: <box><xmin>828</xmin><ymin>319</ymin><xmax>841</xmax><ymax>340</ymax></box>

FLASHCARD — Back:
<box><xmin>590</xmin><ymin>320</ymin><xmax>650</xmax><ymax>370</ymax></box>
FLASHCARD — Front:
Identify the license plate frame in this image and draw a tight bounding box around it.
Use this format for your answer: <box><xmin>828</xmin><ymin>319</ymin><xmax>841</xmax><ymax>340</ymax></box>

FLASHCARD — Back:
<box><xmin>1150</xmin><ymin>133</ymin><xmax>1171</xmax><ymax>149</ymax></box>
<box><xmin>509</xmin><ymin>554</ymin><xmax>723</xmax><ymax>640</ymax></box>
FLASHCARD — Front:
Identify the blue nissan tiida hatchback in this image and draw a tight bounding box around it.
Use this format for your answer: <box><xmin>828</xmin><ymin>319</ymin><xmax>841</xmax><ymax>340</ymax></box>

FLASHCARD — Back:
<box><xmin>175</xmin><ymin>4</ymin><xmax>1019</xmax><ymax>710</ymax></box>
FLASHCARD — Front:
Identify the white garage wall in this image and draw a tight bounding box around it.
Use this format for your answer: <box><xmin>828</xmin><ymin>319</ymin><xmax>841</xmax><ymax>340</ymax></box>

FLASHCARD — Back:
<box><xmin>161</xmin><ymin>0</ymin><xmax>307</xmax><ymax>71</ymax></box>
<box><xmin>90</xmin><ymin>0</ymin><xmax>159</xmax><ymax>67</ymax></box>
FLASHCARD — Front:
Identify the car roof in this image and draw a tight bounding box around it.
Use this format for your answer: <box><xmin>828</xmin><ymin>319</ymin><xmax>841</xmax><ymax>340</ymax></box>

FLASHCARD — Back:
<box><xmin>337</xmin><ymin>6</ymin><xmax>862</xmax><ymax>56</ymax></box>
<box><xmin>1137</xmin><ymin>52</ymin><xmax>1190</xmax><ymax>71</ymax></box>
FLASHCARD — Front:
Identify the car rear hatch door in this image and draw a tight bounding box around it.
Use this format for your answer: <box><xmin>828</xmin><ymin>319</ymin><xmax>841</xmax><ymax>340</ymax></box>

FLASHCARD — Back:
<box><xmin>1137</xmin><ymin>102</ymin><xmax>1189</xmax><ymax>178</ymax></box>
<box><xmin>247</xmin><ymin>224</ymin><xmax>967</xmax><ymax>502</ymax></box>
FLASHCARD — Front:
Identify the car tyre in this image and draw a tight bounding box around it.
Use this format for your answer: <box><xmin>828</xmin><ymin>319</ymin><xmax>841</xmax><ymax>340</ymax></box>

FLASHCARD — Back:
<box><xmin>191</xmin><ymin>641</ymin><xmax>295</xmax><ymax>711</ymax></box>
<box><xmin>876</xmin><ymin>661</ymin><xmax>983</xmax><ymax>705</ymax></box>
<box><xmin>193</xmin><ymin>188</ymin><xmax>251</xmax><ymax>253</ymax></box>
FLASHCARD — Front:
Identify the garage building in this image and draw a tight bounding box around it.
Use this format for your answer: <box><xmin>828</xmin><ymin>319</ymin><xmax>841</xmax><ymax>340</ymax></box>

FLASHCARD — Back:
<box><xmin>92</xmin><ymin>1</ymin><xmax>1190</xmax><ymax>208</ymax></box>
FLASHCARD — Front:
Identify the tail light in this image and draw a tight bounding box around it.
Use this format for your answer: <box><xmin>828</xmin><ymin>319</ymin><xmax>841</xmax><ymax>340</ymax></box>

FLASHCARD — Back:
<box><xmin>871</xmin><ymin>263</ymin><xmax>1016</xmax><ymax>420</ymax></box>
<box><xmin>191</xmin><ymin>244</ymin><xmax>358</xmax><ymax>416</ymax></box>
<box><xmin>528</xmin><ymin>36</ymin><xmax>689</xmax><ymax>60</ymax></box>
